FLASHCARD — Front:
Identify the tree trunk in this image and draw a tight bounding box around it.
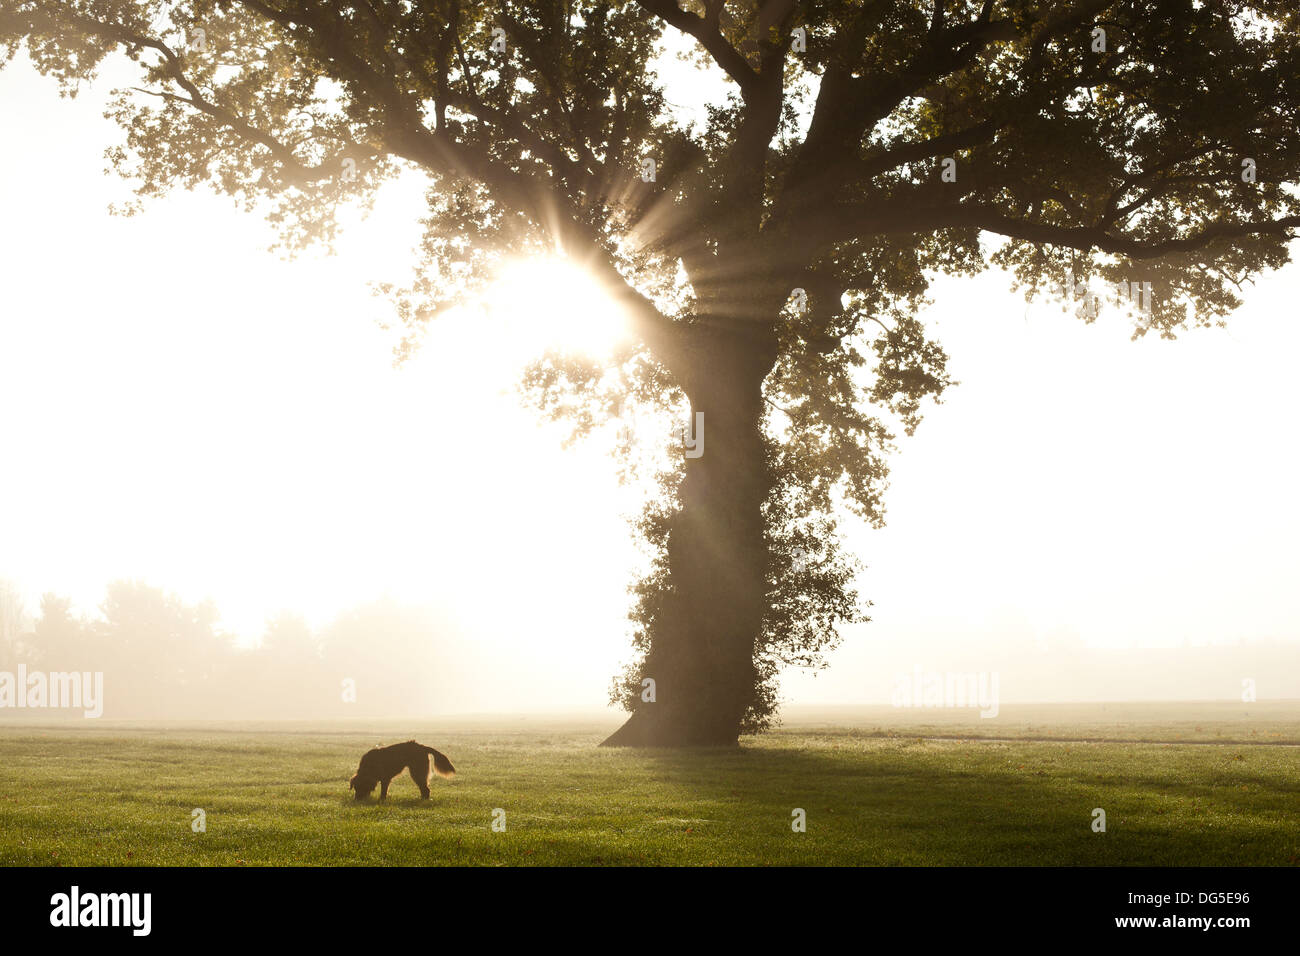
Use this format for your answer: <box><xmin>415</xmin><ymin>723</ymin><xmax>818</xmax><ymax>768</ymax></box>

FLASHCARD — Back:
<box><xmin>602</xmin><ymin>327</ymin><xmax>776</xmax><ymax>747</ymax></box>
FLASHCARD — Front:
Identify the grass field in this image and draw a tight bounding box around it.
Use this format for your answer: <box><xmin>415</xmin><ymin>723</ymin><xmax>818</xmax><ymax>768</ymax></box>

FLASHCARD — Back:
<box><xmin>1</xmin><ymin>702</ymin><xmax>1296</xmax><ymax>866</ymax></box>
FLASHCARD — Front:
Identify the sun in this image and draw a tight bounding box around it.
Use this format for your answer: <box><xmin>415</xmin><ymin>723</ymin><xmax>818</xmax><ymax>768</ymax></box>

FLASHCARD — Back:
<box><xmin>486</xmin><ymin>257</ymin><xmax>630</xmax><ymax>359</ymax></box>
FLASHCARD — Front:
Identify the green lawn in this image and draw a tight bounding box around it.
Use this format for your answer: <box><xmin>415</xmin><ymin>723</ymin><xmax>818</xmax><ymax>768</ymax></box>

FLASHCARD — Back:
<box><xmin>1</xmin><ymin>703</ymin><xmax>1296</xmax><ymax>866</ymax></box>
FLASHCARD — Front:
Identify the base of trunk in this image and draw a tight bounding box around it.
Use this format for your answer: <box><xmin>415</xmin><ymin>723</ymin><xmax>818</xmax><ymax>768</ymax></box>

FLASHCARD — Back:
<box><xmin>599</xmin><ymin>707</ymin><xmax>740</xmax><ymax>748</ymax></box>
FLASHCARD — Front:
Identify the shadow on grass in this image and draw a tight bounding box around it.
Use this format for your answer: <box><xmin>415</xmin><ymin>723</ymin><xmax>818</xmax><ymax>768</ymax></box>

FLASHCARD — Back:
<box><xmin>590</xmin><ymin>739</ymin><xmax>1299</xmax><ymax>865</ymax></box>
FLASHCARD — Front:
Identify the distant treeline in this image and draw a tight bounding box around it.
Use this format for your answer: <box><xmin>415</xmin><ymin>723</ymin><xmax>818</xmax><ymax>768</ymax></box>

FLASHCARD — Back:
<box><xmin>0</xmin><ymin>580</ymin><xmax>472</xmax><ymax>719</ymax></box>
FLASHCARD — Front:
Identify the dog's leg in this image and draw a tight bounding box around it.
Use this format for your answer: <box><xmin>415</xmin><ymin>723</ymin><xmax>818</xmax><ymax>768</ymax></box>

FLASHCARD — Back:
<box><xmin>409</xmin><ymin>755</ymin><xmax>431</xmax><ymax>799</ymax></box>
<box><xmin>380</xmin><ymin>776</ymin><xmax>392</xmax><ymax>802</ymax></box>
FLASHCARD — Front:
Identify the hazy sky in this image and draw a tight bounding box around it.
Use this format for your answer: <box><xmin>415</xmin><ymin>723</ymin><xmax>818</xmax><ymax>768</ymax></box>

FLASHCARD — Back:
<box><xmin>1</xmin><ymin>47</ymin><xmax>1297</xmax><ymax>711</ymax></box>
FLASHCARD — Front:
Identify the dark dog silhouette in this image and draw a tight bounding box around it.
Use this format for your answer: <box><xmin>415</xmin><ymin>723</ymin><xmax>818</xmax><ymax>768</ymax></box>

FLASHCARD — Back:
<box><xmin>349</xmin><ymin>740</ymin><xmax>456</xmax><ymax>801</ymax></box>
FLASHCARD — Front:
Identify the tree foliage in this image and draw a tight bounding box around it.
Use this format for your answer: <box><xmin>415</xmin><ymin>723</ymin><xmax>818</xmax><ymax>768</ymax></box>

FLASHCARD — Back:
<box><xmin>5</xmin><ymin>0</ymin><xmax>1298</xmax><ymax>733</ymax></box>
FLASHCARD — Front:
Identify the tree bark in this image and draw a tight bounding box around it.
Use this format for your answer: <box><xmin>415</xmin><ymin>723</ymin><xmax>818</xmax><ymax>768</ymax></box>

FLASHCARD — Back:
<box><xmin>602</xmin><ymin>326</ymin><xmax>776</xmax><ymax>747</ymax></box>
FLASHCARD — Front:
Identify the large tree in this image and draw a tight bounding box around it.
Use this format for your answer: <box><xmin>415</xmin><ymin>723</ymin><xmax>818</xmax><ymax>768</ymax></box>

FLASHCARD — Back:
<box><xmin>5</xmin><ymin>0</ymin><xmax>1298</xmax><ymax>745</ymax></box>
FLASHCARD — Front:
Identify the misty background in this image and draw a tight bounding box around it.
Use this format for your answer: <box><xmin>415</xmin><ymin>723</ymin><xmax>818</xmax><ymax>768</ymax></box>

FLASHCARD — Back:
<box><xmin>1</xmin><ymin>576</ymin><xmax>1297</xmax><ymax>719</ymax></box>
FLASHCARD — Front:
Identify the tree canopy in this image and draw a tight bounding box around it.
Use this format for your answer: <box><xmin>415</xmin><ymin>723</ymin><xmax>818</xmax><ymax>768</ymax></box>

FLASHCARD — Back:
<box><xmin>5</xmin><ymin>0</ymin><xmax>1298</xmax><ymax>742</ymax></box>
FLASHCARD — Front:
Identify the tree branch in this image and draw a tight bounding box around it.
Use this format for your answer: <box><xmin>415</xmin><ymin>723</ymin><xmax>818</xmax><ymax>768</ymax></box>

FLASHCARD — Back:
<box><xmin>636</xmin><ymin>0</ymin><xmax>760</xmax><ymax>95</ymax></box>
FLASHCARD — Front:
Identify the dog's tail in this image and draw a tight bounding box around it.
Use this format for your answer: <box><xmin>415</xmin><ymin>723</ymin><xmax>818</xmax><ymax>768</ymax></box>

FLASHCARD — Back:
<box><xmin>423</xmin><ymin>745</ymin><xmax>456</xmax><ymax>778</ymax></box>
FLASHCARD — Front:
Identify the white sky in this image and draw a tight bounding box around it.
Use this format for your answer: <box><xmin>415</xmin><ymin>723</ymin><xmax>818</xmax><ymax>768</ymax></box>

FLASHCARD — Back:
<box><xmin>1</xmin><ymin>49</ymin><xmax>1297</xmax><ymax>711</ymax></box>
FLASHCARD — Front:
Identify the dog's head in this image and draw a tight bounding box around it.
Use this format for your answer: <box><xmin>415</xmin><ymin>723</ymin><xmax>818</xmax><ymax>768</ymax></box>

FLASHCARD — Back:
<box><xmin>349</xmin><ymin>773</ymin><xmax>377</xmax><ymax>800</ymax></box>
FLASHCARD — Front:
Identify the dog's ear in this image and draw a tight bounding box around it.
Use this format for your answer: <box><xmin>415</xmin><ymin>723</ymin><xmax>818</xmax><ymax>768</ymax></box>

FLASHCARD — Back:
<box><xmin>348</xmin><ymin>774</ymin><xmax>357</xmax><ymax>790</ymax></box>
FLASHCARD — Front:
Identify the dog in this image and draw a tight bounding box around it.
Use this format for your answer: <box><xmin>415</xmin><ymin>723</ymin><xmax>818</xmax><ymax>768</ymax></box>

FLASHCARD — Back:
<box><xmin>349</xmin><ymin>740</ymin><xmax>456</xmax><ymax>801</ymax></box>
